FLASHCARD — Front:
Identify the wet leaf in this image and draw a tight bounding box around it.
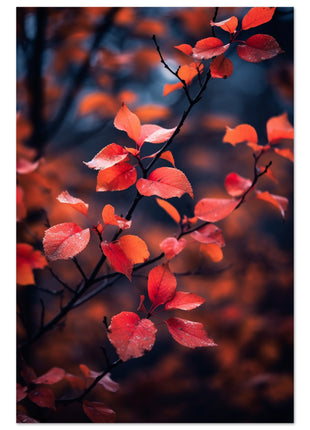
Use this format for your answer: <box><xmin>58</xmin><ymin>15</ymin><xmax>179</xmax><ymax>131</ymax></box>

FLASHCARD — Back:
<box><xmin>165</xmin><ymin>292</ymin><xmax>205</xmax><ymax>311</ymax></box>
<box><xmin>84</xmin><ymin>143</ymin><xmax>129</xmax><ymax>170</ymax></box>
<box><xmin>166</xmin><ymin>317</ymin><xmax>216</xmax><ymax>348</ymax></box>
<box><xmin>237</xmin><ymin>34</ymin><xmax>282</xmax><ymax>63</ymax></box>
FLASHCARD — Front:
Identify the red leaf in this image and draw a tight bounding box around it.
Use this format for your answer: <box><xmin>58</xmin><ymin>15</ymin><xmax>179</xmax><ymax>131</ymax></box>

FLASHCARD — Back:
<box><xmin>195</xmin><ymin>198</ymin><xmax>240</xmax><ymax>222</ymax></box>
<box><xmin>190</xmin><ymin>223</ymin><xmax>225</xmax><ymax>247</ymax></box>
<box><xmin>224</xmin><ymin>172</ymin><xmax>252</xmax><ymax>197</ymax></box>
<box><xmin>17</xmin><ymin>414</ymin><xmax>40</xmax><ymax>423</ymax></box>
<box><xmin>256</xmin><ymin>190</ymin><xmax>288</xmax><ymax>219</ymax></box>
<box><xmin>136</xmin><ymin>167</ymin><xmax>193</xmax><ymax>199</ymax></box>
<box><xmin>96</xmin><ymin>162</ymin><xmax>137</xmax><ymax>192</ymax></box>
<box><xmin>28</xmin><ymin>386</ymin><xmax>55</xmax><ymax>409</ymax></box>
<box><xmin>193</xmin><ymin>37</ymin><xmax>230</xmax><ymax>60</ymax></box>
<box><xmin>32</xmin><ymin>367</ymin><xmax>65</xmax><ymax>385</ymax></box>
<box><xmin>210</xmin><ymin>55</ymin><xmax>233</xmax><ymax>79</ymax></box>
<box><xmin>137</xmin><ymin>124</ymin><xmax>177</xmax><ymax>147</ymax></box>
<box><xmin>247</xmin><ymin>142</ymin><xmax>270</xmax><ymax>154</ymax></box>
<box><xmin>165</xmin><ymin>292</ymin><xmax>205</xmax><ymax>311</ymax></box>
<box><xmin>200</xmin><ymin>243</ymin><xmax>224</xmax><ymax>262</ymax></box>
<box><xmin>83</xmin><ymin>400</ymin><xmax>116</xmax><ymax>423</ymax></box>
<box><xmin>114</xmin><ymin>102</ymin><xmax>141</xmax><ymax>143</ymax></box>
<box><xmin>210</xmin><ymin>16</ymin><xmax>238</xmax><ymax>33</ymax></box>
<box><xmin>84</xmin><ymin>143</ymin><xmax>128</xmax><ymax>170</ymax></box>
<box><xmin>237</xmin><ymin>34</ymin><xmax>282</xmax><ymax>63</ymax></box>
<box><xmin>174</xmin><ymin>43</ymin><xmax>193</xmax><ymax>56</ymax></box>
<box><xmin>156</xmin><ymin>198</ymin><xmax>181</xmax><ymax>224</ymax></box>
<box><xmin>57</xmin><ymin>191</ymin><xmax>89</xmax><ymax>216</ymax></box>
<box><xmin>266</xmin><ymin>112</ymin><xmax>294</xmax><ymax>144</ymax></box>
<box><xmin>102</xmin><ymin>204</ymin><xmax>132</xmax><ymax>229</ymax></box>
<box><xmin>79</xmin><ymin>364</ymin><xmax>119</xmax><ymax>392</ymax></box>
<box><xmin>160</xmin><ymin>237</ymin><xmax>187</xmax><ymax>260</ymax></box>
<box><xmin>17</xmin><ymin>243</ymin><xmax>47</xmax><ymax>285</ymax></box>
<box><xmin>242</xmin><ymin>7</ymin><xmax>276</xmax><ymax>30</ymax></box>
<box><xmin>273</xmin><ymin>147</ymin><xmax>294</xmax><ymax>162</ymax></box>
<box><xmin>16</xmin><ymin>158</ymin><xmax>39</xmax><ymax>174</ymax></box>
<box><xmin>118</xmin><ymin>234</ymin><xmax>150</xmax><ymax>265</ymax></box>
<box><xmin>166</xmin><ymin>317</ymin><xmax>216</xmax><ymax>348</ymax></box>
<box><xmin>43</xmin><ymin>223</ymin><xmax>90</xmax><ymax>261</ymax></box>
<box><xmin>17</xmin><ymin>383</ymin><xmax>28</xmax><ymax>402</ymax></box>
<box><xmin>101</xmin><ymin>241</ymin><xmax>133</xmax><ymax>280</ymax></box>
<box><xmin>223</xmin><ymin>124</ymin><xmax>258</xmax><ymax>146</ymax></box>
<box><xmin>108</xmin><ymin>311</ymin><xmax>157</xmax><ymax>361</ymax></box>
<box><xmin>147</xmin><ymin>264</ymin><xmax>177</xmax><ymax>307</ymax></box>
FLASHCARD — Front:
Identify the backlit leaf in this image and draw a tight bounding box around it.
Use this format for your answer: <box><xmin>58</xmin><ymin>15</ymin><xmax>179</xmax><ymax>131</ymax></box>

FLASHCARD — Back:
<box><xmin>118</xmin><ymin>234</ymin><xmax>150</xmax><ymax>264</ymax></box>
<box><xmin>165</xmin><ymin>291</ymin><xmax>205</xmax><ymax>311</ymax></box>
<box><xmin>43</xmin><ymin>223</ymin><xmax>90</xmax><ymax>261</ymax></box>
<box><xmin>17</xmin><ymin>243</ymin><xmax>47</xmax><ymax>285</ymax></box>
<box><xmin>108</xmin><ymin>311</ymin><xmax>157</xmax><ymax>361</ymax></box>
<box><xmin>195</xmin><ymin>198</ymin><xmax>240</xmax><ymax>222</ymax></box>
<box><xmin>237</xmin><ymin>34</ymin><xmax>282</xmax><ymax>63</ymax></box>
<box><xmin>102</xmin><ymin>204</ymin><xmax>132</xmax><ymax>229</ymax></box>
<box><xmin>163</xmin><ymin>82</ymin><xmax>183</xmax><ymax>97</ymax></box>
<box><xmin>57</xmin><ymin>191</ymin><xmax>89</xmax><ymax>216</ymax></box>
<box><xmin>242</xmin><ymin>7</ymin><xmax>276</xmax><ymax>30</ymax></box>
<box><xmin>83</xmin><ymin>400</ymin><xmax>116</xmax><ymax>423</ymax></box>
<box><xmin>101</xmin><ymin>241</ymin><xmax>133</xmax><ymax>280</ymax></box>
<box><xmin>96</xmin><ymin>162</ymin><xmax>137</xmax><ymax>192</ymax></box>
<box><xmin>137</xmin><ymin>124</ymin><xmax>176</xmax><ymax>147</ymax></box>
<box><xmin>147</xmin><ymin>264</ymin><xmax>177</xmax><ymax>307</ymax></box>
<box><xmin>266</xmin><ymin>112</ymin><xmax>294</xmax><ymax>144</ymax></box>
<box><xmin>156</xmin><ymin>198</ymin><xmax>181</xmax><ymax>224</ymax></box>
<box><xmin>224</xmin><ymin>172</ymin><xmax>252</xmax><ymax>197</ymax></box>
<box><xmin>166</xmin><ymin>317</ymin><xmax>217</xmax><ymax>348</ymax></box>
<box><xmin>256</xmin><ymin>190</ymin><xmax>288</xmax><ymax>219</ymax></box>
<box><xmin>174</xmin><ymin>43</ymin><xmax>193</xmax><ymax>56</ymax></box>
<box><xmin>32</xmin><ymin>367</ymin><xmax>65</xmax><ymax>385</ymax></box>
<box><xmin>28</xmin><ymin>386</ymin><xmax>55</xmax><ymax>409</ymax></box>
<box><xmin>193</xmin><ymin>37</ymin><xmax>229</xmax><ymax>60</ymax></box>
<box><xmin>114</xmin><ymin>102</ymin><xmax>141</xmax><ymax>143</ymax></box>
<box><xmin>78</xmin><ymin>92</ymin><xmax>118</xmax><ymax>117</ymax></box>
<box><xmin>210</xmin><ymin>16</ymin><xmax>238</xmax><ymax>33</ymax></box>
<box><xmin>160</xmin><ymin>237</ymin><xmax>187</xmax><ymax>260</ymax></box>
<box><xmin>190</xmin><ymin>223</ymin><xmax>225</xmax><ymax>246</ymax></box>
<box><xmin>200</xmin><ymin>243</ymin><xmax>224</xmax><ymax>262</ymax></box>
<box><xmin>84</xmin><ymin>143</ymin><xmax>128</xmax><ymax>170</ymax></box>
<box><xmin>136</xmin><ymin>167</ymin><xmax>193</xmax><ymax>199</ymax></box>
<box><xmin>273</xmin><ymin>147</ymin><xmax>294</xmax><ymax>162</ymax></box>
<box><xmin>223</xmin><ymin>124</ymin><xmax>258</xmax><ymax>146</ymax></box>
<box><xmin>210</xmin><ymin>55</ymin><xmax>233</xmax><ymax>79</ymax></box>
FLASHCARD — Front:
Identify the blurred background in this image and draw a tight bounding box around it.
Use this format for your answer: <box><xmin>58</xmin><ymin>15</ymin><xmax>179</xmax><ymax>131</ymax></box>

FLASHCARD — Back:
<box><xmin>16</xmin><ymin>7</ymin><xmax>293</xmax><ymax>423</ymax></box>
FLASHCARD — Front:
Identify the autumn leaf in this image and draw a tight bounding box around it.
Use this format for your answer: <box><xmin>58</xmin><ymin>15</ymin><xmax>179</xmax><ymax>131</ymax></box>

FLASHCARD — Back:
<box><xmin>266</xmin><ymin>112</ymin><xmax>294</xmax><ymax>144</ymax></box>
<box><xmin>256</xmin><ymin>190</ymin><xmax>288</xmax><ymax>219</ymax></box>
<box><xmin>84</xmin><ymin>143</ymin><xmax>129</xmax><ymax>170</ymax></box>
<box><xmin>224</xmin><ymin>172</ymin><xmax>252</xmax><ymax>197</ymax></box>
<box><xmin>17</xmin><ymin>383</ymin><xmax>28</xmax><ymax>402</ymax></box>
<box><xmin>137</xmin><ymin>124</ymin><xmax>177</xmax><ymax>147</ymax></box>
<box><xmin>242</xmin><ymin>7</ymin><xmax>276</xmax><ymax>30</ymax></box>
<box><xmin>210</xmin><ymin>16</ymin><xmax>238</xmax><ymax>33</ymax></box>
<box><xmin>17</xmin><ymin>243</ymin><xmax>47</xmax><ymax>285</ymax></box>
<box><xmin>118</xmin><ymin>235</ymin><xmax>150</xmax><ymax>265</ymax></box>
<box><xmin>78</xmin><ymin>92</ymin><xmax>118</xmax><ymax>117</ymax></box>
<box><xmin>108</xmin><ymin>311</ymin><xmax>157</xmax><ymax>361</ymax></box>
<box><xmin>159</xmin><ymin>237</ymin><xmax>187</xmax><ymax>260</ymax></box>
<box><xmin>273</xmin><ymin>147</ymin><xmax>294</xmax><ymax>162</ymax></box>
<box><xmin>165</xmin><ymin>292</ymin><xmax>205</xmax><ymax>311</ymax></box>
<box><xmin>101</xmin><ymin>241</ymin><xmax>133</xmax><ymax>280</ymax></box>
<box><xmin>83</xmin><ymin>400</ymin><xmax>116</xmax><ymax>423</ymax></box>
<box><xmin>223</xmin><ymin>124</ymin><xmax>258</xmax><ymax>146</ymax></box>
<box><xmin>57</xmin><ymin>191</ymin><xmax>89</xmax><ymax>216</ymax></box>
<box><xmin>43</xmin><ymin>223</ymin><xmax>90</xmax><ymax>261</ymax></box>
<box><xmin>156</xmin><ymin>198</ymin><xmax>181</xmax><ymax>224</ymax></box>
<box><xmin>210</xmin><ymin>55</ymin><xmax>233</xmax><ymax>79</ymax></box>
<box><xmin>148</xmin><ymin>264</ymin><xmax>177</xmax><ymax>307</ymax></box>
<box><xmin>96</xmin><ymin>162</ymin><xmax>137</xmax><ymax>192</ymax></box>
<box><xmin>28</xmin><ymin>386</ymin><xmax>56</xmax><ymax>409</ymax></box>
<box><xmin>174</xmin><ymin>43</ymin><xmax>193</xmax><ymax>56</ymax></box>
<box><xmin>16</xmin><ymin>158</ymin><xmax>39</xmax><ymax>174</ymax></box>
<box><xmin>200</xmin><ymin>243</ymin><xmax>224</xmax><ymax>262</ymax></box>
<box><xmin>79</xmin><ymin>364</ymin><xmax>119</xmax><ymax>393</ymax></box>
<box><xmin>237</xmin><ymin>34</ymin><xmax>283</xmax><ymax>63</ymax></box>
<box><xmin>195</xmin><ymin>198</ymin><xmax>240</xmax><ymax>222</ymax></box>
<box><xmin>166</xmin><ymin>317</ymin><xmax>216</xmax><ymax>348</ymax></box>
<box><xmin>32</xmin><ymin>367</ymin><xmax>65</xmax><ymax>385</ymax></box>
<box><xmin>102</xmin><ymin>204</ymin><xmax>132</xmax><ymax>229</ymax></box>
<box><xmin>136</xmin><ymin>167</ymin><xmax>193</xmax><ymax>199</ymax></box>
<box><xmin>190</xmin><ymin>223</ymin><xmax>225</xmax><ymax>247</ymax></box>
<box><xmin>114</xmin><ymin>102</ymin><xmax>141</xmax><ymax>143</ymax></box>
<box><xmin>193</xmin><ymin>37</ymin><xmax>230</xmax><ymax>60</ymax></box>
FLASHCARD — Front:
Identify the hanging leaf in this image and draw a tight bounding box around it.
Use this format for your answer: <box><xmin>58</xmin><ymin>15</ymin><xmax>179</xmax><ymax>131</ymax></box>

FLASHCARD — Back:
<box><xmin>256</xmin><ymin>190</ymin><xmax>288</xmax><ymax>219</ymax></box>
<box><xmin>200</xmin><ymin>243</ymin><xmax>224</xmax><ymax>262</ymax></box>
<box><xmin>242</xmin><ymin>7</ymin><xmax>276</xmax><ymax>30</ymax></box>
<box><xmin>17</xmin><ymin>243</ymin><xmax>47</xmax><ymax>285</ymax></box>
<box><xmin>156</xmin><ymin>198</ymin><xmax>181</xmax><ymax>224</ymax></box>
<box><xmin>118</xmin><ymin>235</ymin><xmax>150</xmax><ymax>264</ymax></box>
<box><xmin>28</xmin><ymin>386</ymin><xmax>56</xmax><ymax>410</ymax></box>
<box><xmin>266</xmin><ymin>112</ymin><xmax>294</xmax><ymax>144</ymax></box>
<box><xmin>83</xmin><ymin>400</ymin><xmax>116</xmax><ymax>423</ymax></box>
<box><xmin>195</xmin><ymin>198</ymin><xmax>240</xmax><ymax>222</ymax></box>
<box><xmin>32</xmin><ymin>367</ymin><xmax>65</xmax><ymax>385</ymax></box>
<box><xmin>137</xmin><ymin>124</ymin><xmax>176</xmax><ymax>147</ymax></box>
<box><xmin>190</xmin><ymin>223</ymin><xmax>225</xmax><ymax>246</ymax></box>
<box><xmin>114</xmin><ymin>102</ymin><xmax>141</xmax><ymax>143</ymax></box>
<box><xmin>160</xmin><ymin>237</ymin><xmax>187</xmax><ymax>260</ymax></box>
<box><xmin>237</xmin><ymin>34</ymin><xmax>283</xmax><ymax>63</ymax></box>
<box><xmin>193</xmin><ymin>37</ymin><xmax>230</xmax><ymax>60</ymax></box>
<box><xmin>224</xmin><ymin>172</ymin><xmax>252</xmax><ymax>197</ymax></box>
<box><xmin>102</xmin><ymin>204</ymin><xmax>132</xmax><ymax>230</ymax></box>
<box><xmin>96</xmin><ymin>162</ymin><xmax>137</xmax><ymax>192</ymax></box>
<box><xmin>210</xmin><ymin>55</ymin><xmax>233</xmax><ymax>79</ymax></box>
<box><xmin>223</xmin><ymin>124</ymin><xmax>258</xmax><ymax>146</ymax></box>
<box><xmin>84</xmin><ymin>143</ymin><xmax>129</xmax><ymax>170</ymax></box>
<box><xmin>57</xmin><ymin>191</ymin><xmax>89</xmax><ymax>216</ymax></box>
<box><xmin>147</xmin><ymin>264</ymin><xmax>177</xmax><ymax>307</ymax></box>
<box><xmin>165</xmin><ymin>292</ymin><xmax>205</xmax><ymax>311</ymax></box>
<box><xmin>101</xmin><ymin>241</ymin><xmax>133</xmax><ymax>280</ymax></box>
<box><xmin>136</xmin><ymin>167</ymin><xmax>193</xmax><ymax>199</ymax></box>
<box><xmin>174</xmin><ymin>43</ymin><xmax>193</xmax><ymax>56</ymax></box>
<box><xmin>108</xmin><ymin>311</ymin><xmax>157</xmax><ymax>361</ymax></box>
<box><xmin>43</xmin><ymin>223</ymin><xmax>90</xmax><ymax>261</ymax></box>
<box><xmin>210</xmin><ymin>16</ymin><xmax>238</xmax><ymax>33</ymax></box>
<box><xmin>166</xmin><ymin>317</ymin><xmax>216</xmax><ymax>348</ymax></box>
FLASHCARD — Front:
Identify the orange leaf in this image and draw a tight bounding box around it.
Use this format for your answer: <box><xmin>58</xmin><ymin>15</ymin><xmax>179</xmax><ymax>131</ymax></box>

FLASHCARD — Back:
<box><xmin>166</xmin><ymin>317</ymin><xmax>216</xmax><ymax>348</ymax></box>
<box><xmin>210</xmin><ymin>16</ymin><xmax>238</xmax><ymax>33</ymax></box>
<box><xmin>155</xmin><ymin>198</ymin><xmax>181</xmax><ymax>224</ymax></box>
<box><xmin>101</xmin><ymin>241</ymin><xmax>133</xmax><ymax>280</ymax></box>
<box><xmin>242</xmin><ymin>7</ymin><xmax>276</xmax><ymax>30</ymax></box>
<box><xmin>133</xmin><ymin>104</ymin><xmax>170</xmax><ymax>122</ymax></box>
<box><xmin>210</xmin><ymin>55</ymin><xmax>233</xmax><ymax>79</ymax></box>
<box><xmin>256</xmin><ymin>191</ymin><xmax>288</xmax><ymax>219</ymax></box>
<box><xmin>224</xmin><ymin>172</ymin><xmax>252</xmax><ymax>197</ymax></box>
<box><xmin>17</xmin><ymin>243</ymin><xmax>47</xmax><ymax>285</ymax></box>
<box><xmin>96</xmin><ymin>162</ymin><xmax>137</xmax><ymax>192</ymax></box>
<box><xmin>223</xmin><ymin>124</ymin><xmax>258</xmax><ymax>146</ymax></box>
<box><xmin>136</xmin><ymin>167</ymin><xmax>193</xmax><ymax>199</ymax></box>
<box><xmin>266</xmin><ymin>112</ymin><xmax>294</xmax><ymax>144</ymax></box>
<box><xmin>163</xmin><ymin>82</ymin><xmax>183</xmax><ymax>97</ymax></box>
<box><xmin>200</xmin><ymin>243</ymin><xmax>224</xmax><ymax>262</ymax></box>
<box><xmin>43</xmin><ymin>223</ymin><xmax>90</xmax><ymax>261</ymax></box>
<box><xmin>159</xmin><ymin>237</ymin><xmax>187</xmax><ymax>260</ymax></box>
<box><xmin>114</xmin><ymin>102</ymin><xmax>141</xmax><ymax>143</ymax></box>
<box><xmin>102</xmin><ymin>204</ymin><xmax>132</xmax><ymax>230</ymax></box>
<box><xmin>195</xmin><ymin>198</ymin><xmax>240</xmax><ymax>222</ymax></box>
<box><xmin>137</xmin><ymin>124</ymin><xmax>176</xmax><ymax>147</ymax></box>
<box><xmin>118</xmin><ymin>235</ymin><xmax>150</xmax><ymax>264</ymax></box>
<box><xmin>237</xmin><ymin>34</ymin><xmax>282</xmax><ymax>63</ymax></box>
<box><xmin>148</xmin><ymin>264</ymin><xmax>177</xmax><ymax>307</ymax></box>
<box><xmin>174</xmin><ymin>43</ymin><xmax>193</xmax><ymax>56</ymax></box>
<box><xmin>57</xmin><ymin>191</ymin><xmax>89</xmax><ymax>216</ymax></box>
<box><xmin>83</xmin><ymin>400</ymin><xmax>116</xmax><ymax>423</ymax></box>
<box><xmin>193</xmin><ymin>37</ymin><xmax>230</xmax><ymax>60</ymax></box>
<box><xmin>190</xmin><ymin>224</ymin><xmax>225</xmax><ymax>246</ymax></box>
<box><xmin>165</xmin><ymin>291</ymin><xmax>205</xmax><ymax>311</ymax></box>
<box><xmin>84</xmin><ymin>143</ymin><xmax>129</xmax><ymax>170</ymax></box>
<box><xmin>78</xmin><ymin>92</ymin><xmax>117</xmax><ymax>117</ymax></box>
<box><xmin>273</xmin><ymin>147</ymin><xmax>294</xmax><ymax>162</ymax></box>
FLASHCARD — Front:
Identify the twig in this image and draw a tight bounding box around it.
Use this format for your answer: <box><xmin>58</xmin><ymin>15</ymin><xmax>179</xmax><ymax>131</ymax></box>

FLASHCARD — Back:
<box><xmin>211</xmin><ymin>7</ymin><xmax>219</xmax><ymax>37</ymax></box>
<box><xmin>48</xmin><ymin>267</ymin><xmax>76</xmax><ymax>293</ymax></box>
<box><xmin>73</xmin><ymin>257</ymin><xmax>87</xmax><ymax>281</ymax></box>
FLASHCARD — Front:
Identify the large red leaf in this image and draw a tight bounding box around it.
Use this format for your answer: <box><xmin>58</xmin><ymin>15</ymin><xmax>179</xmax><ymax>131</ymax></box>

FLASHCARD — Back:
<box><xmin>166</xmin><ymin>317</ymin><xmax>216</xmax><ymax>348</ymax></box>
<box><xmin>210</xmin><ymin>55</ymin><xmax>233</xmax><ymax>79</ymax></box>
<box><xmin>28</xmin><ymin>386</ymin><xmax>56</xmax><ymax>409</ymax></box>
<box><xmin>242</xmin><ymin>7</ymin><xmax>276</xmax><ymax>30</ymax></box>
<box><xmin>165</xmin><ymin>292</ymin><xmax>205</xmax><ymax>311</ymax></box>
<box><xmin>156</xmin><ymin>198</ymin><xmax>181</xmax><ymax>224</ymax></box>
<box><xmin>266</xmin><ymin>112</ymin><xmax>294</xmax><ymax>144</ymax></box>
<box><xmin>237</xmin><ymin>34</ymin><xmax>282</xmax><ymax>63</ymax></box>
<box><xmin>195</xmin><ymin>198</ymin><xmax>240</xmax><ymax>222</ymax></box>
<box><xmin>118</xmin><ymin>235</ymin><xmax>150</xmax><ymax>265</ymax></box>
<box><xmin>101</xmin><ymin>241</ymin><xmax>133</xmax><ymax>280</ymax></box>
<box><xmin>17</xmin><ymin>243</ymin><xmax>47</xmax><ymax>285</ymax></box>
<box><xmin>96</xmin><ymin>162</ymin><xmax>137</xmax><ymax>192</ymax></box>
<box><xmin>210</xmin><ymin>16</ymin><xmax>238</xmax><ymax>33</ymax></box>
<box><xmin>114</xmin><ymin>102</ymin><xmax>141</xmax><ymax>143</ymax></box>
<box><xmin>108</xmin><ymin>311</ymin><xmax>157</xmax><ymax>361</ymax></box>
<box><xmin>43</xmin><ymin>223</ymin><xmax>90</xmax><ymax>261</ymax></box>
<box><xmin>159</xmin><ymin>237</ymin><xmax>187</xmax><ymax>260</ymax></box>
<box><xmin>137</xmin><ymin>124</ymin><xmax>176</xmax><ymax>147</ymax></box>
<box><xmin>32</xmin><ymin>367</ymin><xmax>65</xmax><ymax>385</ymax></box>
<box><xmin>223</xmin><ymin>124</ymin><xmax>258</xmax><ymax>146</ymax></box>
<box><xmin>56</xmin><ymin>191</ymin><xmax>89</xmax><ymax>216</ymax></box>
<box><xmin>102</xmin><ymin>204</ymin><xmax>132</xmax><ymax>230</ymax></box>
<box><xmin>190</xmin><ymin>223</ymin><xmax>225</xmax><ymax>246</ymax></box>
<box><xmin>83</xmin><ymin>400</ymin><xmax>116</xmax><ymax>423</ymax></box>
<box><xmin>84</xmin><ymin>143</ymin><xmax>128</xmax><ymax>170</ymax></box>
<box><xmin>224</xmin><ymin>172</ymin><xmax>252</xmax><ymax>197</ymax></box>
<box><xmin>193</xmin><ymin>37</ymin><xmax>230</xmax><ymax>60</ymax></box>
<box><xmin>256</xmin><ymin>190</ymin><xmax>288</xmax><ymax>219</ymax></box>
<box><xmin>136</xmin><ymin>167</ymin><xmax>193</xmax><ymax>199</ymax></box>
<box><xmin>147</xmin><ymin>264</ymin><xmax>177</xmax><ymax>307</ymax></box>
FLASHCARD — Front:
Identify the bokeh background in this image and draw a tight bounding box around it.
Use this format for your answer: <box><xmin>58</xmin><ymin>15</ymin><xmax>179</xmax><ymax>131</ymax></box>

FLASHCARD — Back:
<box><xmin>16</xmin><ymin>7</ymin><xmax>293</xmax><ymax>423</ymax></box>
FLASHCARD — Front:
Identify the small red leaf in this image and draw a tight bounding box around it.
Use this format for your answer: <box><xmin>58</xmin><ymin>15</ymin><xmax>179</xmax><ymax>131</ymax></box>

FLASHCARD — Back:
<box><xmin>266</xmin><ymin>112</ymin><xmax>294</xmax><ymax>144</ymax></box>
<box><xmin>101</xmin><ymin>241</ymin><xmax>133</xmax><ymax>280</ymax></box>
<box><xmin>165</xmin><ymin>291</ymin><xmax>205</xmax><ymax>311</ymax></box>
<box><xmin>256</xmin><ymin>190</ymin><xmax>288</xmax><ymax>219</ymax></box>
<box><xmin>210</xmin><ymin>55</ymin><xmax>233</xmax><ymax>79</ymax></box>
<box><xmin>190</xmin><ymin>223</ymin><xmax>225</xmax><ymax>247</ymax></box>
<box><xmin>166</xmin><ymin>317</ymin><xmax>216</xmax><ymax>348</ymax></box>
<box><xmin>193</xmin><ymin>37</ymin><xmax>230</xmax><ymax>60</ymax></box>
<box><xmin>108</xmin><ymin>311</ymin><xmax>157</xmax><ymax>361</ymax></box>
<box><xmin>102</xmin><ymin>204</ymin><xmax>132</xmax><ymax>229</ymax></box>
<box><xmin>273</xmin><ymin>147</ymin><xmax>294</xmax><ymax>162</ymax></box>
<box><xmin>114</xmin><ymin>102</ymin><xmax>141</xmax><ymax>143</ymax></box>
<box><xmin>118</xmin><ymin>234</ymin><xmax>150</xmax><ymax>265</ymax></box>
<box><xmin>174</xmin><ymin>43</ymin><xmax>193</xmax><ymax>56</ymax></box>
<box><xmin>210</xmin><ymin>16</ymin><xmax>238</xmax><ymax>33</ymax></box>
<box><xmin>43</xmin><ymin>223</ymin><xmax>90</xmax><ymax>261</ymax></box>
<box><xmin>32</xmin><ymin>367</ymin><xmax>65</xmax><ymax>385</ymax></box>
<box><xmin>156</xmin><ymin>198</ymin><xmax>181</xmax><ymax>224</ymax></box>
<box><xmin>83</xmin><ymin>400</ymin><xmax>116</xmax><ymax>423</ymax></box>
<box><xmin>147</xmin><ymin>264</ymin><xmax>177</xmax><ymax>307</ymax></box>
<box><xmin>84</xmin><ymin>143</ymin><xmax>129</xmax><ymax>170</ymax></box>
<box><xmin>57</xmin><ymin>191</ymin><xmax>89</xmax><ymax>216</ymax></box>
<box><xmin>17</xmin><ymin>243</ymin><xmax>47</xmax><ymax>285</ymax></box>
<box><xmin>17</xmin><ymin>383</ymin><xmax>28</xmax><ymax>402</ymax></box>
<box><xmin>96</xmin><ymin>162</ymin><xmax>137</xmax><ymax>192</ymax></box>
<box><xmin>223</xmin><ymin>124</ymin><xmax>258</xmax><ymax>146</ymax></box>
<box><xmin>237</xmin><ymin>34</ymin><xmax>282</xmax><ymax>63</ymax></box>
<box><xmin>224</xmin><ymin>172</ymin><xmax>252</xmax><ymax>197</ymax></box>
<box><xmin>242</xmin><ymin>7</ymin><xmax>276</xmax><ymax>30</ymax></box>
<box><xmin>28</xmin><ymin>386</ymin><xmax>55</xmax><ymax>409</ymax></box>
<box><xmin>195</xmin><ymin>198</ymin><xmax>240</xmax><ymax>222</ymax></box>
<box><xmin>160</xmin><ymin>237</ymin><xmax>187</xmax><ymax>260</ymax></box>
<box><xmin>136</xmin><ymin>167</ymin><xmax>193</xmax><ymax>199</ymax></box>
<box><xmin>137</xmin><ymin>124</ymin><xmax>177</xmax><ymax>147</ymax></box>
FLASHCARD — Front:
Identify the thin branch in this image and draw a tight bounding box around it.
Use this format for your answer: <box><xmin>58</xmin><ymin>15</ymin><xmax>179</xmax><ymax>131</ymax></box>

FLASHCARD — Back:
<box><xmin>211</xmin><ymin>7</ymin><xmax>219</xmax><ymax>37</ymax></box>
<box><xmin>73</xmin><ymin>257</ymin><xmax>87</xmax><ymax>281</ymax></box>
<box><xmin>48</xmin><ymin>267</ymin><xmax>76</xmax><ymax>293</ymax></box>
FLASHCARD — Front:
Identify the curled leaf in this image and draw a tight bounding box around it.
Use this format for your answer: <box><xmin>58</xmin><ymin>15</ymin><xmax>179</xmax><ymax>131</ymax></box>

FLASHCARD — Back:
<box><xmin>174</xmin><ymin>43</ymin><xmax>193</xmax><ymax>56</ymax></box>
<box><xmin>84</xmin><ymin>143</ymin><xmax>128</xmax><ymax>170</ymax></box>
<box><xmin>256</xmin><ymin>190</ymin><xmax>288</xmax><ymax>219</ymax></box>
<box><xmin>210</xmin><ymin>16</ymin><xmax>238</xmax><ymax>33</ymax></box>
<box><xmin>114</xmin><ymin>102</ymin><xmax>141</xmax><ymax>143</ymax></box>
<box><xmin>156</xmin><ymin>198</ymin><xmax>181</xmax><ymax>224</ymax></box>
<box><xmin>57</xmin><ymin>191</ymin><xmax>89</xmax><ymax>216</ymax></box>
<box><xmin>102</xmin><ymin>204</ymin><xmax>132</xmax><ymax>230</ymax></box>
<box><xmin>101</xmin><ymin>241</ymin><xmax>133</xmax><ymax>280</ymax></box>
<box><xmin>193</xmin><ymin>37</ymin><xmax>230</xmax><ymax>60</ymax></box>
<box><xmin>190</xmin><ymin>223</ymin><xmax>225</xmax><ymax>247</ymax></box>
